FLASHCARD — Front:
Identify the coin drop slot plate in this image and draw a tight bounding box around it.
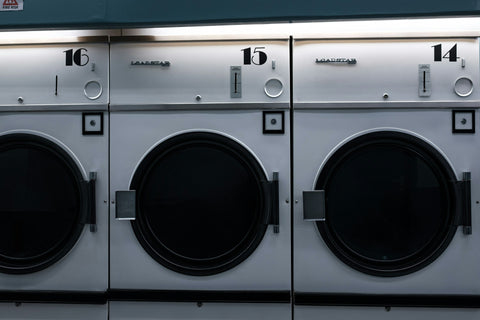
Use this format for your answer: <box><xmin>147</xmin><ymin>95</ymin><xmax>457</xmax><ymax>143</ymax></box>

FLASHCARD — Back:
<box><xmin>230</xmin><ymin>66</ymin><xmax>242</xmax><ymax>98</ymax></box>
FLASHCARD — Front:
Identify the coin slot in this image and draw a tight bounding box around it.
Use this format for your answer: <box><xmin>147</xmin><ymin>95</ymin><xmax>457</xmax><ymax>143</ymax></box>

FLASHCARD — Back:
<box><xmin>234</xmin><ymin>72</ymin><xmax>238</xmax><ymax>94</ymax></box>
<box><xmin>423</xmin><ymin>71</ymin><xmax>426</xmax><ymax>93</ymax></box>
<box><xmin>230</xmin><ymin>66</ymin><xmax>241</xmax><ymax>98</ymax></box>
<box><xmin>418</xmin><ymin>64</ymin><xmax>431</xmax><ymax>97</ymax></box>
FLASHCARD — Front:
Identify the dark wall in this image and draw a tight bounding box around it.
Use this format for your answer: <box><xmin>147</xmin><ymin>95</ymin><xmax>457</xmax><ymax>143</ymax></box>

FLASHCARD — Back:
<box><xmin>0</xmin><ymin>0</ymin><xmax>479</xmax><ymax>29</ymax></box>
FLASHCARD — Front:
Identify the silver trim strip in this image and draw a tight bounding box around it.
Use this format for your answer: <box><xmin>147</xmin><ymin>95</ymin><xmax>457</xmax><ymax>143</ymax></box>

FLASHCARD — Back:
<box><xmin>294</xmin><ymin>101</ymin><xmax>480</xmax><ymax>109</ymax></box>
<box><xmin>110</xmin><ymin>103</ymin><xmax>290</xmax><ymax>111</ymax></box>
<box><xmin>110</xmin><ymin>36</ymin><xmax>290</xmax><ymax>43</ymax></box>
<box><xmin>293</xmin><ymin>35</ymin><xmax>480</xmax><ymax>41</ymax></box>
<box><xmin>0</xmin><ymin>104</ymin><xmax>108</xmax><ymax>112</ymax></box>
<box><xmin>0</xmin><ymin>36</ymin><xmax>110</xmax><ymax>46</ymax></box>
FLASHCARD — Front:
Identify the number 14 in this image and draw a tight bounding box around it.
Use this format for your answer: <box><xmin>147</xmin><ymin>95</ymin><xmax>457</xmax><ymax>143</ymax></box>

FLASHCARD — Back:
<box><xmin>432</xmin><ymin>44</ymin><xmax>458</xmax><ymax>62</ymax></box>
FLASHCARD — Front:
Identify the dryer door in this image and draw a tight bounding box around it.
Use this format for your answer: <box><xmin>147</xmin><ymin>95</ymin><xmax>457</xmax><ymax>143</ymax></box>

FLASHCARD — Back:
<box><xmin>0</xmin><ymin>134</ymin><xmax>94</xmax><ymax>274</ymax></box>
<box><xmin>124</xmin><ymin>132</ymin><xmax>278</xmax><ymax>276</ymax></box>
<box><xmin>304</xmin><ymin>131</ymin><xmax>470</xmax><ymax>277</ymax></box>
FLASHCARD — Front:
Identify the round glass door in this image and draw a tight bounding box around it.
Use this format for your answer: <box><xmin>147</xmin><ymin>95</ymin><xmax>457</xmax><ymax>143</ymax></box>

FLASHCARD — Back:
<box><xmin>0</xmin><ymin>134</ymin><xmax>87</xmax><ymax>274</ymax></box>
<box><xmin>315</xmin><ymin>131</ymin><xmax>459</xmax><ymax>276</ymax></box>
<box><xmin>130</xmin><ymin>132</ymin><xmax>271</xmax><ymax>276</ymax></box>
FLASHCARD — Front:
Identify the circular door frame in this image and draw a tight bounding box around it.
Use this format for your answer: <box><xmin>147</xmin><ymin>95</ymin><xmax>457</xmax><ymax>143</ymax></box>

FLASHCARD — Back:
<box><xmin>313</xmin><ymin>129</ymin><xmax>460</xmax><ymax>277</ymax></box>
<box><xmin>129</xmin><ymin>130</ymin><xmax>273</xmax><ymax>276</ymax></box>
<box><xmin>0</xmin><ymin>132</ymin><xmax>89</xmax><ymax>274</ymax></box>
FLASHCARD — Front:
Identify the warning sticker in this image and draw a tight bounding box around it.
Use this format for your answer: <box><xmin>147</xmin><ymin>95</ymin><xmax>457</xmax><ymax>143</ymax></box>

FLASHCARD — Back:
<box><xmin>1</xmin><ymin>0</ymin><xmax>23</xmax><ymax>11</ymax></box>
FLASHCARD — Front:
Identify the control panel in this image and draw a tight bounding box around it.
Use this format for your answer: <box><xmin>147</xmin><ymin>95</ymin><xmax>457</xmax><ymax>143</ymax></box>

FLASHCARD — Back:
<box><xmin>0</xmin><ymin>43</ymin><xmax>109</xmax><ymax>106</ymax></box>
<box><xmin>110</xmin><ymin>40</ymin><xmax>289</xmax><ymax>106</ymax></box>
<box><xmin>294</xmin><ymin>39</ymin><xmax>480</xmax><ymax>103</ymax></box>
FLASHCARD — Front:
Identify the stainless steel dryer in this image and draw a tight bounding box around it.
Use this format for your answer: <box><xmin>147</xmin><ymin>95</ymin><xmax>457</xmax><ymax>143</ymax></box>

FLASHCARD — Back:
<box><xmin>110</xmin><ymin>301</ymin><xmax>290</xmax><ymax>320</ymax></box>
<box><xmin>109</xmin><ymin>37</ymin><xmax>291</xmax><ymax>316</ymax></box>
<box><xmin>293</xmin><ymin>37</ymin><xmax>480</xmax><ymax>317</ymax></box>
<box><xmin>0</xmin><ymin>37</ymin><xmax>108</xmax><ymax>316</ymax></box>
<box><xmin>0</xmin><ymin>303</ymin><xmax>107</xmax><ymax>320</ymax></box>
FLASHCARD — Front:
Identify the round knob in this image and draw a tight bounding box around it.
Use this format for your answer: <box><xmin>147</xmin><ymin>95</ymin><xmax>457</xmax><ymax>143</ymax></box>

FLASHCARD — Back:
<box><xmin>17</xmin><ymin>97</ymin><xmax>24</xmax><ymax>104</ymax></box>
<box><xmin>84</xmin><ymin>81</ymin><xmax>103</xmax><ymax>100</ymax></box>
<box><xmin>264</xmin><ymin>78</ymin><xmax>284</xmax><ymax>98</ymax></box>
<box><xmin>454</xmin><ymin>77</ymin><xmax>473</xmax><ymax>97</ymax></box>
<box><xmin>195</xmin><ymin>95</ymin><xmax>202</xmax><ymax>101</ymax></box>
<box><xmin>383</xmin><ymin>93</ymin><xmax>389</xmax><ymax>99</ymax></box>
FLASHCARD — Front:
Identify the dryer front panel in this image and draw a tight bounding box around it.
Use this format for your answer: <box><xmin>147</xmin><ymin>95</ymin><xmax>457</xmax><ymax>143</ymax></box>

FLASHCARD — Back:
<box><xmin>110</xmin><ymin>301</ymin><xmax>290</xmax><ymax>320</ymax></box>
<box><xmin>0</xmin><ymin>303</ymin><xmax>107</xmax><ymax>320</ymax></box>
<box><xmin>293</xmin><ymin>109</ymin><xmax>480</xmax><ymax>294</ymax></box>
<box><xmin>0</xmin><ymin>112</ymin><xmax>109</xmax><ymax>291</ymax></box>
<box><xmin>294</xmin><ymin>306</ymin><xmax>480</xmax><ymax>320</ymax></box>
<box><xmin>294</xmin><ymin>38</ymin><xmax>480</xmax><ymax>104</ymax></box>
<box><xmin>0</xmin><ymin>43</ymin><xmax>108</xmax><ymax>107</ymax></box>
<box><xmin>110</xmin><ymin>111</ymin><xmax>291</xmax><ymax>290</ymax></box>
<box><xmin>110</xmin><ymin>40</ymin><xmax>289</xmax><ymax>106</ymax></box>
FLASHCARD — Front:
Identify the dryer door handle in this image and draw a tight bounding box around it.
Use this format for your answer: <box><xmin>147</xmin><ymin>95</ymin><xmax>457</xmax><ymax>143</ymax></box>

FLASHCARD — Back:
<box><xmin>263</xmin><ymin>172</ymin><xmax>280</xmax><ymax>233</ymax></box>
<box><xmin>454</xmin><ymin>172</ymin><xmax>472</xmax><ymax>235</ymax></box>
<box><xmin>80</xmin><ymin>172</ymin><xmax>97</xmax><ymax>233</ymax></box>
<box><xmin>87</xmin><ymin>172</ymin><xmax>97</xmax><ymax>232</ymax></box>
<box><xmin>115</xmin><ymin>190</ymin><xmax>136</xmax><ymax>220</ymax></box>
<box><xmin>302</xmin><ymin>190</ymin><xmax>326</xmax><ymax>222</ymax></box>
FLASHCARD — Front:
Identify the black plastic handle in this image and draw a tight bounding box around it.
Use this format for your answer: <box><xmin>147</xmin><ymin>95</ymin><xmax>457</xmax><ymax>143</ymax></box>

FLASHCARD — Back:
<box><xmin>462</xmin><ymin>172</ymin><xmax>472</xmax><ymax>235</ymax></box>
<box><xmin>270</xmin><ymin>172</ymin><xmax>279</xmax><ymax>233</ymax></box>
<box><xmin>87</xmin><ymin>172</ymin><xmax>97</xmax><ymax>233</ymax></box>
<box><xmin>263</xmin><ymin>172</ymin><xmax>280</xmax><ymax>233</ymax></box>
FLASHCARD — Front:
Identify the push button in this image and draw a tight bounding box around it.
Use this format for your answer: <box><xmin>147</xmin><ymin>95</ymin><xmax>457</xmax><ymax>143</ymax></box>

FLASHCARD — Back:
<box><xmin>452</xmin><ymin>110</ymin><xmax>475</xmax><ymax>133</ymax></box>
<box><xmin>263</xmin><ymin>111</ymin><xmax>284</xmax><ymax>134</ymax></box>
<box><xmin>82</xmin><ymin>112</ymin><xmax>104</xmax><ymax>135</ymax></box>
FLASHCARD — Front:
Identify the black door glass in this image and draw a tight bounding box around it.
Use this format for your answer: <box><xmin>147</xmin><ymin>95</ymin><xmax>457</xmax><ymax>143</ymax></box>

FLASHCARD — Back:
<box><xmin>131</xmin><ymin>132</ymin><xmax>269</xmax><ymax>276</ymax></box>
<box><xmin>0</xmin><ymin>135</ymin><xmax>85</xmax><ymax>274</ymax></box>
<box><xmin>315</xmin><ymin>132</ymin><xmax>458</xmax><ymax>276</ymax></box>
